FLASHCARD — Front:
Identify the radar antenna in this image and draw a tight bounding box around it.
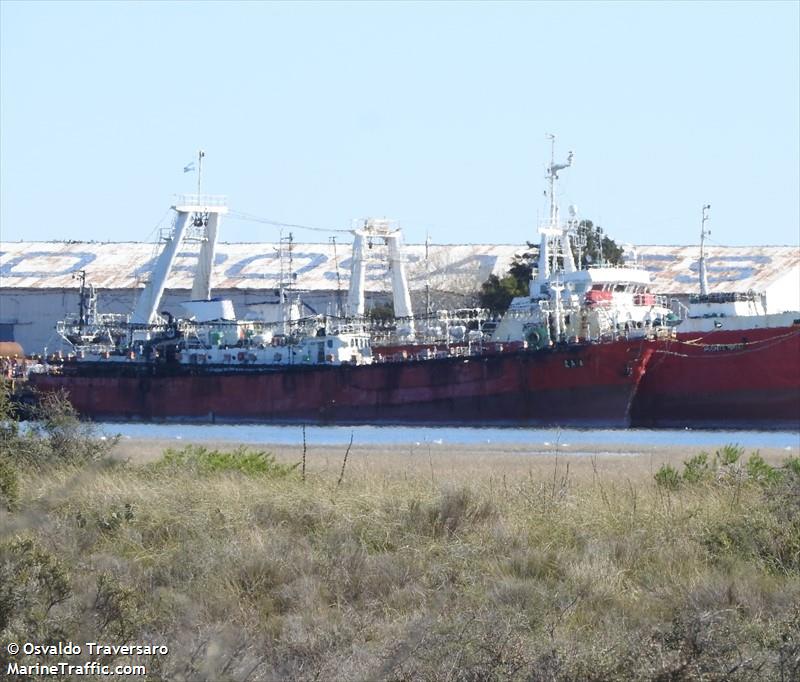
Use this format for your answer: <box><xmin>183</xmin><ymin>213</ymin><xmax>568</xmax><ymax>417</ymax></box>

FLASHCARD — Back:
<box><xmin>545</xmin><ymin>133</ymin><xmax>574</xmax><ymax>227</ymax></box>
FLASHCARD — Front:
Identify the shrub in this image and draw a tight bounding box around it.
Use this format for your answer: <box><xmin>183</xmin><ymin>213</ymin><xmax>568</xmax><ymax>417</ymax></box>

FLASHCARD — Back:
<box><xmin>402</xmin><ymin>486</ymin><xmax>495</xmax><ymax>538</ymax></box>
<box><xmin>785</xmin><ymin>456</ymin><xmax>800</xmax><ymax>477</ymax></box>
<box><xmin>746</xmin><ymin>453</ymin><xmax>782</xmax><ymax>485</ymax></box>
<box><xmin>716</xmin><ymin>443</ymin><xmax>744</xmax><ymax>466</ymax></box>
<box><xmin>3</xmin><ymin>434</ymin><xmax>798</xmax><ymax>680</ymax></box>
<box><xmin>0</xmin><ymin>383</ymin><xmax>20</xmax><ymax>440</ymax></box>
<box><xmin>0</xmin><ymin>537</ymin><xmax>71</xmax><ymax>636</ymax></box>
<box><xmin>2</xmin><ymin>389</ymin><xmax>117</xmax><ymax>468</ymax></box>
<box><xmin>93</xmin><ymin>573</ymin><xmax>144</xmax><ymax>640</ymax></box>
<box><xmin>654</xmin><ymin>463</ymin><xmax>681</xmax><ymax>490</ymax></box>
<box><xmin>0</xmin><ymin>456</ymin><xmax>18</xmax><ymax>511</ymax></box>
<box><xmin>155</xmin><ymin>444</ymin><xmax>298</xmax><ymax>478</ymax></box>
<box><xmin>703</xmin><ymin>510</ymin><xmax>800</xmax><ymax>574</ymax></box>
<box><xmin>683</xmin><ymin>452</ymin><xmax>711</xmax><ymax>483</ymax></box>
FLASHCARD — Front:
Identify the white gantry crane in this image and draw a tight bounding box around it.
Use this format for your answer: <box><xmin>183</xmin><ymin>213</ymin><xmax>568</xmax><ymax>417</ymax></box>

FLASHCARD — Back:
<box><xmin>131</xmin><ymin>150</ymin><xmax>228</xmax><ymax>326</ymax></box>
<box><xmin>131</xmin><ymin>194</ymin><xmax>228</xmax><ymax>325</ymax></box>
<box><xmin>347</xmin><ymin>218</ymin><xmax>414</xmax><ymax>336</ymax></box>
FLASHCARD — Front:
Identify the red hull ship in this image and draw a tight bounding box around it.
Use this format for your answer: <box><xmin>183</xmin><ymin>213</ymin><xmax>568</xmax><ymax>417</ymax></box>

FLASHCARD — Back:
<box><xmin>633</xmin><ymin>325</ymin><xmax>800</xmax><ymax>429</ymax></box>
<box><xmin>21</xmin><ymin>149</ymin><xmax>800</xmax><ymax>430</ymax></box>
<box><xmin>29</xmin><ymin>341</ymin><xmax>654</xmax><ymax>427</ymax></box>
<box><xmin>24</xmin><ymin>146</ymin><xmax>660</xmax><ymax>428</ymax></box>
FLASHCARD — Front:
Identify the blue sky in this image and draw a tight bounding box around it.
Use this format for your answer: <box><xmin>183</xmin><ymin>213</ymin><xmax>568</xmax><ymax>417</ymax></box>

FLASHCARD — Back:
<box><xmin>1</xmin><ymin>1</ymin><xmax>798</xmax><ymax>246</ymax></box>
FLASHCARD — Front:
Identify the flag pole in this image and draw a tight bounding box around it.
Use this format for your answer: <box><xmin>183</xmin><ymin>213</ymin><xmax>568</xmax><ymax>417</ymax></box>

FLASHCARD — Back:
<box><xmin>197</xmin><ymin>149</ymin><xmax>204</xmax><ymax>196</ymax></box>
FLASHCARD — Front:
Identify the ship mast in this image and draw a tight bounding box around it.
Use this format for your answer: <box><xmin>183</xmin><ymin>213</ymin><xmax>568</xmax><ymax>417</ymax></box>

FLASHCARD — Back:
<box><xmin>425</xmin><ymin>232</ymin><xmax>431</xmax><ymax>318</ymax></box>
<box><xmin>331</xmin><ymin>236</ymin><xmax>343</xmax><ymax>317</ymax></box>
<box><xmin>533</xmin><ymin>135</ymin><xmax>574</xmax><ymax>297</ymax></box>
<box><xmin>74</xmin><ymin>269</ymin><xmax>87</xmax><ymax>333</ymax></box>
<box><xmin>699</xmin><ymin>203</ymin><xmax>711</xmax><ymax>296</ymax></box>
<box><xmin>277</xmin><ymin>231</ymin><xmax>295</xmax><ymax>334</ymax></box>
<box><xmin>546</xmin><ymin>134</ymin><xmax>573</xmax><ymax>227</ymax></box>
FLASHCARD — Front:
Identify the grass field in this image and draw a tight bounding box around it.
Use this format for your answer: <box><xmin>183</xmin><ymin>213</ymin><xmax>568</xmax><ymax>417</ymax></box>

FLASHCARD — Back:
<box><xmin>1</xmin><ymin>392</ymin><xmax>799</xmax><ymax>681</ymax></box>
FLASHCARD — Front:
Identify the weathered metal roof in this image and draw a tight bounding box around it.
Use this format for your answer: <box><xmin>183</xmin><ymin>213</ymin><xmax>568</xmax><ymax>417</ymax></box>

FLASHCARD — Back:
<box><xmin>632</xmin><ymin>244</ymin><xmax>799</xmax><ymax>294</ymax></box>
<box><xmin>1</xmin><ymin>241</ymin><xmax>797</xmax><ymax>294</ymax></box>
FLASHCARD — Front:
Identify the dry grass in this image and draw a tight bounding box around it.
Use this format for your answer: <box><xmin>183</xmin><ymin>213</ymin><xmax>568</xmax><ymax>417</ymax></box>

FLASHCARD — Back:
<box><xmin>1</xmin><ymin>405</ymin><xmax>799</xmax><ymax>681</ymax></box>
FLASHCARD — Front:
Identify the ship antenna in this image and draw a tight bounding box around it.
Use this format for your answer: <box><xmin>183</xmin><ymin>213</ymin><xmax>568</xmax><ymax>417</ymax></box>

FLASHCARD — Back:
<box><xmin>699</xmin><ymin>204</ymin><xmax>711</xmax><ymax>296</ymax></box>
<box><xmin>74</xmin><ymin>269</ymin><xmax>87</xmax><ymax>333</ymax></box>
<box><xmin>425</xmin><ymin>231</ymin><xmax>431</xmax><ymax>318</ymax></box>
<box><xmin>331</xmin><ymin>236</ymin><xmax>343</xmax><ymax>316</ymax></box>
<box><xmin>196</xmin><ymin>149</ymin><xmax>205</xmax><ymax>197</ymax></box>
<box><xmin>277</xmin><ymin>230</ymin><xmax>287</xmax><ymax>332</ymax></box>
<box><xmin>545</xmin><ymin>133</ymin><xmax>573</xmax><ymax>228</ymax></box>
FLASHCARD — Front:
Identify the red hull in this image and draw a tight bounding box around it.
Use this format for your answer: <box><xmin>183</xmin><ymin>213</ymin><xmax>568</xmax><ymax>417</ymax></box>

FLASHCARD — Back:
<box><xmin>29</xmin><ymin>342</ymin><xmax>653</xmax><ymax>427</ymax></box>
<box><xmin>631</xmin><ymin>326</ymin><xmax>800</xmax><ymax>429</ymax></box>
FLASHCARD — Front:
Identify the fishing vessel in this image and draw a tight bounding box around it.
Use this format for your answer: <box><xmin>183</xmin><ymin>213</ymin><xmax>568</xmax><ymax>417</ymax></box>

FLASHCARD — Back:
<box><xmin>631</xmin><ymin>206</ymin><xmax>800</xmax><ymax>428</ymax></box>
<box><xmin>27</xmin><ymin>149</ymin><xmax>655</xmax><ymax>426</ymax></box>
<box><xmin>486</xmin><ymin>180</ymin><xmax>800</xmax><ymax>430</ymax></box>
<box><xmin>632</xmin><ymin>317</ymin><xmax>800</xmax><ymax>429</ymax></box>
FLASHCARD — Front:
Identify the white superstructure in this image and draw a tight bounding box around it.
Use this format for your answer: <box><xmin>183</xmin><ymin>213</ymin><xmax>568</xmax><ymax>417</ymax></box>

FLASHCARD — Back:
<box><xmin>494</xmin><ymin>137</ymin><xmax>673</xmax><ymax>345</ymax></box>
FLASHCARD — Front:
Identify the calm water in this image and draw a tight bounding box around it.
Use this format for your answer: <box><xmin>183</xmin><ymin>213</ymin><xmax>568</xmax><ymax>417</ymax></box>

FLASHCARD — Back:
<box><xmin>99</xmin><ymin>423</ymin><xmax>800</xmax><ymax>451</ymax></box>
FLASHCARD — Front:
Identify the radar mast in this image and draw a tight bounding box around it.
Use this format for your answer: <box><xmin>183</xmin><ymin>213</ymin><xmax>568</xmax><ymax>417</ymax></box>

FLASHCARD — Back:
<box><xmin>699</xmin><ymin>204</ymin><xmax>711</xmax><ymax>296</ymax></box>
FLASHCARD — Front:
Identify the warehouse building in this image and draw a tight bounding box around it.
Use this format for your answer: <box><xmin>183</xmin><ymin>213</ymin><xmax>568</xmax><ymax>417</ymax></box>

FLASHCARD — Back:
<box><xmin>1</xmin><ymin>240</ymin><xmax>798</xmax><ymax>354</ymax></box>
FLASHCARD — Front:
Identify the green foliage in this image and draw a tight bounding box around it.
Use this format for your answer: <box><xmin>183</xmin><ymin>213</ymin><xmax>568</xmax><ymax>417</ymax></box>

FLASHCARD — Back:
<box><xmin>507</xmin><ymin>248</ymin><xmax>536</xmax><ymax>284</ymax></box>
<box><xmin>156</xmin><ymin>444</ymin><xmax>298</xmax><ymax>478</ymax></box>
<box><xmin>79</xmin><ymin>502</ymin><xmax>135</xmax><ymax>535</ymax></box>
<box><xmin>4</xmin><ymin>443</ymin><xmax>800</xmax><ymax>679</ymax></box>
<box><xmin>682</xmin><ymin>452</ymin><xmax>711</xmax><ymax>483</ymax></box>
<box><xmin>0</xmin><ymin>383</ymin><xmax>21</xmax><ymax>441</ymax></box>
<box><xmin>93</xmin><ymin>573</ymin><xmax>144</xmax><ymax>640</ymax></box>
<box><xmin>746</xmin><ymin>453</ymin><xmax>783</xmax><ymax>485</ymax></box>
<box><xmin>716</xmin><ymin>443</ymin><xmax>745</xmax><ymax>466</ymax></box>
<box><xmin>367</xmin><ymin>301</ymin><xmax>395</xmax><ymax>322</ymax></box>
<box><xmin>0</xmin><ymin>537</ymin><xmax>71</xmax><ymax>635</ymax></box>
<box><xmin>1</xmin><ymin>389</ymin><xmax>117</xmax><ymax>469</ymax></box>
<box><xmin>785</xmin><ymin>456</ymin><xmax>800</xmax><ymax>476</ymax></box>
<box><xmin>654</xmin><ymin>463</ymin><xmax>681</xmax><ymax>490</ymax></box>
<box><xmin>679</xmin><ymin>445</ymin><xmax>793</xmax><ymax>487</ymax></box>
<box><xmin>703</xmin><ymin>509</ymin><xmax>800</xmax><ymax>574</ymax></box>
<box><xmin>572</xmin><ymin>220</ymin><xmax>625</xmax><ymax>268</ymax></box>
<box><xmin>478</xmin><ymin>244</ymin><xmax>536</xmax><ymax>314</ymax></box>
<box><xmin>478</xmin><ymin>274</ymin><xmax>528</xmax><ymax>314</ymax></box>
<box><xmin>0</xmin><ymin>456</ymin><xmax>18</xmax><ymax>511</ymax></box>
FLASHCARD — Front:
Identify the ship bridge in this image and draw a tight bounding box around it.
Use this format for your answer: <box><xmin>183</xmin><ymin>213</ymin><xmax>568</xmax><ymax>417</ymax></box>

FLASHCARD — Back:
<box><xmin>561</xmin><ymin>266</ymin><xmax>655</xmax><ymax>295</ymax></box>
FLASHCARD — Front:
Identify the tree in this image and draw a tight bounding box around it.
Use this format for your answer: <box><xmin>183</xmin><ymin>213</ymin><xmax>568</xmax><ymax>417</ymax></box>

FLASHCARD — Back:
<box><xmin>572</xmin><ymin>220</ymin><xmax>624</xmax><ymax>268</ymax></box>
<box><xmin>478</xmin><ymin>243</ymin><xmax>537</xmax><ymax>314</ymax></box>
<box><xmin>478</xmin><ymin>274</ymin><xmax>525</xmax><ymax>315</ymax></box>
<box><xmin>367</xmin><ymin>301</ymin><xmax>396</xmax><ymax>323</ymax></box>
